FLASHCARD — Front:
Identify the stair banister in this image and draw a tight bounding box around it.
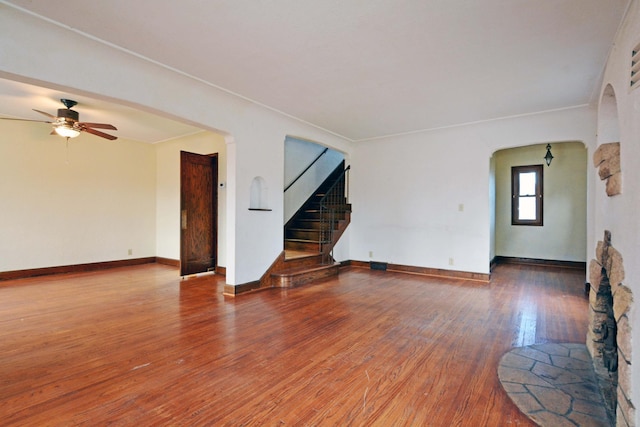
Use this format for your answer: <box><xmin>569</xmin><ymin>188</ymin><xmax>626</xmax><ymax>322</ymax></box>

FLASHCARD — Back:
<box><xmin>319</xmin><ymin>165</ymin><xmax>350</xmax><ymax>264</ymax></box>
<box><xmin>284</xmin><ymin>147</ymin><xmax>329</xmax><ymax>192</ymax></box>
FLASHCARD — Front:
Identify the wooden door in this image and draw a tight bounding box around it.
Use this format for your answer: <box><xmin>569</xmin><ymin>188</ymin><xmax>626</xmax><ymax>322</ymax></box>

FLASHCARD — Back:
<box><xmin>180</xmin><ymin>151</ymin><xmax>218</xmax><ymax>276</ymax></box>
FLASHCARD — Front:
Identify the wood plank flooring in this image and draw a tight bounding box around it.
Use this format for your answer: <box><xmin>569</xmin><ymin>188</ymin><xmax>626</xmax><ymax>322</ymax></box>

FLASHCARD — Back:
<box><xmin>0</xmin><ymin>263</ymin><xmax>589</xmax><ymax>426</ymax></box>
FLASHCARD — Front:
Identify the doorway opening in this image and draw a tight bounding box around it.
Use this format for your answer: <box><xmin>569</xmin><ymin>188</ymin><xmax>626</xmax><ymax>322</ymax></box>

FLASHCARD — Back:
<box><xmin>490</xmin><ymin>142</ymin><xmax>587</xmax><ymax>270</ymax></box>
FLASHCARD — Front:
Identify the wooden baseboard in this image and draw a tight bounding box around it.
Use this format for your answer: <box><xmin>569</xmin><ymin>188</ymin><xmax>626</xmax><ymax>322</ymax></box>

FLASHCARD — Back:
<box><xmin>156</xmin><ymin>257</ymin><xmax>180</xmax><ymax>267</ymax></box>
<box><xmin>347</xmin><ymin>260</ymin><xmax>489</xmax><ymax>282</ymax></box>
<box><xmin>0</xmin><ymin>257</ymin><xmax>157</xmax><ymax>281</ymax></box>
<box><xmin>494</xmin><ymin>256</ymin><xmax>586</xmax><ymax>270</ymax></box>
<box><xmin>222</xmin><ymin>258</ymin><xmax>492</xmax><ymax>296</ymax></box>
<box><xmin>223</xmin><ymin>252</ymin><xmax>285</xmax><ymax>297</ymax></box>
<box><xmin>0</xmin><ymin>257</ymin><xmax>226</xmax><ymax>282</ymax></box>
<box><xmin>156</xmin><ymin>257</ymin><xmax>225</xmax><ymax>276</ymax></box>
<box><xmin>259</xmin><ymin>251</ymin><xmax>286</xmax><ymax>289</ymax></box>
<box><xmin>349</xmin><ymin>260</ymin><xmax>369</xmax><ymax>268</ymax></box>
<box><xmin>223</xmin><ymin>280</ymin><xmax>261</xmax><ymax>297</ymax></box>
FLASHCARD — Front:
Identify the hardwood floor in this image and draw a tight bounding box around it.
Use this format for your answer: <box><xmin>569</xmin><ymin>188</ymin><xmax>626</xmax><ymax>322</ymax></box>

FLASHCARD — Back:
<box><xmin>0</xmin><ymin>263</ymin><xmax>589</xmax><ymax>426</ymax></box>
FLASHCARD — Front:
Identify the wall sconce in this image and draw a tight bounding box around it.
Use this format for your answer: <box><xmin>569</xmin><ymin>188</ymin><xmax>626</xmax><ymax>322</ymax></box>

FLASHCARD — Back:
<box><xmin>544</xmin><ymin>144</ymin><xmax>554</xmax><ymax>166</ymax></box>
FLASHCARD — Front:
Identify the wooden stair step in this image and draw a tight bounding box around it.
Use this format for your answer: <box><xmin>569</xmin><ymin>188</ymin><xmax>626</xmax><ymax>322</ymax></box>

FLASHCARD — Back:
<box><xmin>271</xmin><ymin>263</ymin><xmax>339</xmax><ymax>288</ymax></box>
<box><xmin>300</xmin><ymin>211</ymin><xmax>348</xmax><ymax>220</ymax></box>
<box><xmin>285</xmin><ymin>242</ymin><xmax>317</xmax><ymax>252</ymax></box>
<box><xmin>291</xmin><ymin>220</ymin><xmax>337</xmax><ymax>230</ymax></box>
<box><xmin>286</xmin><ymin>230</ymin><xmax>330</xmax><ymax>241</ymax></box>
<box><xmin>287</xmin><ymin>228</ymin><xmax>323</xmax><ymax>235</ymax></box>
<box><xmin>285</xmin><ymin>238</ymin><xmax>329</xmax><ymax>244</ymax></box>
<box><xmin>284</xmin><ymin>250</ymin><xmax>320</xmax><ymax>260</ymax></box>
<box><xmin>272</xmin><ymin>263</ymin><xmax>337</xmax><ymax>277</ymax></box>
<box><xmin>282</xmin><ymin>253</ymin><xmax>323</xmax><ymax>269</ymax></box>
<box><xmin>285</xmin><ymin>239</ymin><xmax>328</xmax><ymax>252</ymax></box>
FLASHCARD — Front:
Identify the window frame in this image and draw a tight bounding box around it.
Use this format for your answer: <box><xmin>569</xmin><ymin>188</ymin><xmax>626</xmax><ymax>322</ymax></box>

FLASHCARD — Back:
<box><xmin>511</xmin><ymin>164</ymin><xmax>543</xmax><ymax>226</ymax></box>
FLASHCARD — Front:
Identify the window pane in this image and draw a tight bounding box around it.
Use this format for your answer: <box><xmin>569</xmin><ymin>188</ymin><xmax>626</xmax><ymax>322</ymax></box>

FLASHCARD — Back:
<box><xmin>518</xmin><ymin>196</ymin><xmax>537</xmax><ymax>220</ymax></box>
<box><xmin>519</xmin><ymin>172</ymin><xmax>536</xmax><ymax>196</ymax></box>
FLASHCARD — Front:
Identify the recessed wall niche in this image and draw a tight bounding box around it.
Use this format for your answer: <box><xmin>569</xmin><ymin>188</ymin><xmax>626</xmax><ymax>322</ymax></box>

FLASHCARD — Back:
<box><xmin>595</xmin><ymin>84</ymin><xmax>622</xmax><ymax>197</ymax></box>
<box><xmin>249</xmin><ymin>176</ymin><xmax>271</xmax><ymax>211</ymax></box>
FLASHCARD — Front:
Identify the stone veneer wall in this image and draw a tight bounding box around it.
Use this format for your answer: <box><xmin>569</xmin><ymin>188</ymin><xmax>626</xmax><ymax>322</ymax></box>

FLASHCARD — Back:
<box><xmin>588</xmin><ymin>230</ymin><xmax>634</xmax><ymax>426</ymax></box>
<box><xmin>593</xmin><ymin>142</ymin><xmax>621</xmax><ymax>196</ymax></box>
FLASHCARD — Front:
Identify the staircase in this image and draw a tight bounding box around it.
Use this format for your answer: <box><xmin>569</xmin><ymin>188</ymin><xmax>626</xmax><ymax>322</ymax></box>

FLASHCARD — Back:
<box><xmin>270</xmin><ymin>162</ymin><xmax>351</xmax><ymax>288</ymax></box>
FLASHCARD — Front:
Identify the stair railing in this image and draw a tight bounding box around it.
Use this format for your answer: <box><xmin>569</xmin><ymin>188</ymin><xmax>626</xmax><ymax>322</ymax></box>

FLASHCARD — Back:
<box><xmin>319</xmin><ymin>165</ymin><xmax>350</xmax><ymax>264</ymax></box>
<box><xmin>284</xmin><ymin>147</ymin><xmax>329</xmax><ymax>192</ymax></box>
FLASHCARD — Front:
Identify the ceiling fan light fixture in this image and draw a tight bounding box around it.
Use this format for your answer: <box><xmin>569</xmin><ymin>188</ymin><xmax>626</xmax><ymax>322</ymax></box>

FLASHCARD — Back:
<box><xmin>1</xmin><ymin>98</ymin><xmax>117</xmax><ymax>140</ymax></box>
<box><xmin>54</xmin><ymin>123</ymin><xmax>80</xmax><ymax>138</ymax></box>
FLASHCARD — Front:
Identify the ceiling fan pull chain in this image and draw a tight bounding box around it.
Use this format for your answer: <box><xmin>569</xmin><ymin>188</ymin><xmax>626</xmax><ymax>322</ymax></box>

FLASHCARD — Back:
<box><xmin>65</xmin><ymin>137</ymin><xmax>70</xmax><ymax>164</ymax></box>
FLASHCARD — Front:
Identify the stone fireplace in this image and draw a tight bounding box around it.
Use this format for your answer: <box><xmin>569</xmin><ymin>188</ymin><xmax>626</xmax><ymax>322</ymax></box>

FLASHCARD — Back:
<box><xmin>587</xmin><ymin>230</ymin><xmax>634</xmax><ymax>426</ymax></box>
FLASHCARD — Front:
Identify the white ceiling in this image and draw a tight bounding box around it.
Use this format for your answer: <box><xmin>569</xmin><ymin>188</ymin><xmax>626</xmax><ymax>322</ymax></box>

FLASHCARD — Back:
<box><xmin>0</xmin><ymin>0</ymin><xmax>631</xmax><ymax>143</ymax></box>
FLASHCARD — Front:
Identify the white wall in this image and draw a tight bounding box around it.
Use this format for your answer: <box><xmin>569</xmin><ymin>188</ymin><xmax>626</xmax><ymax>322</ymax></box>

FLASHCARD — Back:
<box><xmin>350</xmin><ymin>107</ymin><xmax>595</xmax><ymax>275</ymax></box>
<box><xmin>0</xmin><ymin>120</ymin><xmax>156</xmax><ymax>271</ymax></box>
<box><xmin>494</xmin><ymin>141</ymin><xmax>587</xmax><ymax>262</ymax></box>
<box><xmin>155</xmin><ymin>131</ymin><xmax>227</xmax><ymax>266</ymax></box>
<box><xmin>595</xmin><ymin>1</ymin><xmax>640</xmax><ymax>421</ymax></box>
<box><xmin>351</xmin><ymin>133</ymin><xmax>490</xmax><ymax>273</ymax></box>
<box><xmin>0</xmin><ymin>6</ymin><xmax>352</xmax><ymax>285</ymax></box>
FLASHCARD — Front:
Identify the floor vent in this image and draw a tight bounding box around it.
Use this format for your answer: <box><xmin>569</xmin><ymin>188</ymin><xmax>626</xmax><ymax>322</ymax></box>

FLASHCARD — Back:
<box><xmin>370</xmin><ymin>261</ymin><xmax>388</xmax><ymax>271</ymax></box>
<box><xmin>632</xmin><ymin>42</ymin><xmax>640</xmax><ymax>89</ymax></box>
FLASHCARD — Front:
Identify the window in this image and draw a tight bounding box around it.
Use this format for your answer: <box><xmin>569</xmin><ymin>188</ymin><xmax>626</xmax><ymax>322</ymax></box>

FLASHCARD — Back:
<box><xmin>511</xmin><ymin>165</ymin><xmax>543</xmax><ymax>226</ymax></box>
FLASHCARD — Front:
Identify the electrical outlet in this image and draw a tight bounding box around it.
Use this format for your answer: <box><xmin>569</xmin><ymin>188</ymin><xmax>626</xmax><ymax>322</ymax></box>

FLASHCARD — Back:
<box><xmin>449</xmin><ymin>257</ymin><xmax>454</xmax><ymax>266</ymax></box>
<box><xmin>458</xmin><ymin>203</ymin><xmax>464</xmax><ymax>212</ymax></box>
<box><xmin>369</xmin><ymin>251</ymin><xmax>373</xmax><ymax>258</ymax></box>
<box><xmin>128</xmin><ymin>249</ymin><xmax>133</xmax><ymax>256</ymax></box>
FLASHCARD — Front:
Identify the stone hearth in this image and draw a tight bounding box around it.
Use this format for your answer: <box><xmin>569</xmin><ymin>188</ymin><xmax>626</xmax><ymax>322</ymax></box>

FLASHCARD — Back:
<box><xmin>587</xmin><ymin>230</ymin><xmax>634</xmax><ymax>426</ymax></box>
<box><xmin>498</xmin><ymin>343</ymin><xmax>610</xmax><ymax>426</ymax></box>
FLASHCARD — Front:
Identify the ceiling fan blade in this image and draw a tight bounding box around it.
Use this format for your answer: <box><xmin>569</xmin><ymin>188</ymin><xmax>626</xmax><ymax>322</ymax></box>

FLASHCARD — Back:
<box><xmin>33</xmin><ymin>109</ymin><xmax>57</xmax><ymax>119</ymax></box>
<box><xmin>78</xmin><ymin>122</ymin><xmax>117</xmax><ymax>130</ymax></box>
<box><xmin>0</xmin><ymin>117</ymin><xmax>52</xmax><ymax>123</ymax></box>
<box><xmin>82</xmin><ymin>127</ymin><xmax>117</xmax><ymax>140</ymax></box>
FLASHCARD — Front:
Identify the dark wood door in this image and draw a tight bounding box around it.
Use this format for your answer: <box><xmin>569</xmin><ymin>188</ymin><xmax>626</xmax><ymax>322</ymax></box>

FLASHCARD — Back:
<box><xmin>180</xmin><ymin>151</ymin><xmax>218</xmax><ymax>276</ymax></box>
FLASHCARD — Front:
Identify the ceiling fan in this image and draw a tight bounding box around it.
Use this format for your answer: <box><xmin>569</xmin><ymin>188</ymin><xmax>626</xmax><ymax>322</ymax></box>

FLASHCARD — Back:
<box><xmin>1</xmin><ymin>98</ymin><xmax>117</xmax><ymax>140</ymax></box>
